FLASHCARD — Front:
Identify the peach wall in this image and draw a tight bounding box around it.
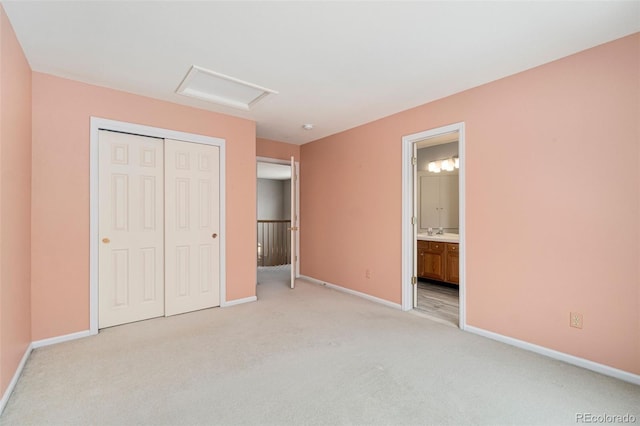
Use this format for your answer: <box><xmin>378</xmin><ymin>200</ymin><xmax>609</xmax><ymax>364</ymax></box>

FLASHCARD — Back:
<box><xmin>0</xmin><ymin>6</ymin><xmax>32</xmax><ymax>395</ymax></box>
<box><xmin>300</xmin><ymin>34</ymin><xmax>640</xmax><ymax>374</ymax></box>
<box><xmin>256</xmin><ymin>138</ymin><xmax>300</xmax><ymax>161</ymax></box>
<box><xmin>31</xmin><ymin>73</ymin><xmax>256</xmax><ymax>341</ymax></box>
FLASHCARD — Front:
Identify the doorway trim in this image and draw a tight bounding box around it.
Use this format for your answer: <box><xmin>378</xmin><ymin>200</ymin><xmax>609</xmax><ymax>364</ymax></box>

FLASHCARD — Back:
<box><xmin>256</xmin><ymin>156</ymin><xmax>301</xmax><ymax>278</ymax></box>
<box><xmin>89</xmin><ymin>117</ymin><xmax>227</xmax><ymax>335</ymax></box>
<box><xmin>401</xmin><ymin>122</ymin><xmax>466</xmax><ymax>329</ymax></box>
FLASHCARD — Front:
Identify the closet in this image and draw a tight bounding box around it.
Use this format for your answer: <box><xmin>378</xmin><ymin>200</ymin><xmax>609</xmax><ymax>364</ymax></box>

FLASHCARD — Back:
<box><xmin>98</xmin><ymin>130</ymin><xmax>220</xmax><ymax>328</ymax></box>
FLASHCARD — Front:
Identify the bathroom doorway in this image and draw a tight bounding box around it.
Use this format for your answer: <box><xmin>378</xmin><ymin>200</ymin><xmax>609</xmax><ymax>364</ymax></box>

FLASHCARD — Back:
<box><xmin>415</xmin><ymin>133</ymin><xmax>460</xmax><ymax>326</ymax></box>
<box><xmin>401</xmin><ymin>123</ymin><xmax>466</xmax><ymax>328</ymax></box>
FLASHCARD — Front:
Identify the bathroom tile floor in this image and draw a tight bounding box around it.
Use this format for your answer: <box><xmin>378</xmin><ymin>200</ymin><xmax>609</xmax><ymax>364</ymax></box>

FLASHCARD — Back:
<box><xmin>415</xmin><ymin>281</ymin><xmax>459</xmax><ymax>326</ymax></box>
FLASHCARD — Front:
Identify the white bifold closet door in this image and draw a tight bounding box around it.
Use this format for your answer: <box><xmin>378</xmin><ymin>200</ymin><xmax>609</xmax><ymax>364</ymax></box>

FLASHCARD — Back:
<box><xmin>164</xmin><ymin>139</ymin><xmax>220</xmax><ymax>316</ymax></box>
<box><xmin>98</xmin><ymin>131</ymin><xmax>165</xmax><ymax>328</ymax></box>
<box><xmin>98</xmin><ymin>131</ymin><xmax>220</xmax><ymax>329</ymax></box>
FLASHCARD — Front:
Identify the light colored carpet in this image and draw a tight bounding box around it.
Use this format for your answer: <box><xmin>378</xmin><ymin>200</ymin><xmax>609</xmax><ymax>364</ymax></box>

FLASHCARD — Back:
<box><xmin>2</xmin><ymin>274</ymin><xmax>639</xmax><ymax>425</ymax></box>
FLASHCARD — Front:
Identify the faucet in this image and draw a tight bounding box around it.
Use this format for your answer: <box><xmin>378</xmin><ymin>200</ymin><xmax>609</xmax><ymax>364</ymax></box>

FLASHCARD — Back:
<box><xmin>436</xmin><ymin>227</ymin><xmax>444</xmax><ymax>235</ymax></box>
<box><xmin>427</xmin><ymin>227</ymin><xmax>433</xmax><ymax>236</ymax></box>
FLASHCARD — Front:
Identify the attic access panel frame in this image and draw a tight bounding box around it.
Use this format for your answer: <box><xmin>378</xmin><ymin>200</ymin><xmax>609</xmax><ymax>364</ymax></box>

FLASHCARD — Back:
<box><xmin>176</xmin><ymin>65</ymin><xmax>278</xmax><ymax>111</ymax></box>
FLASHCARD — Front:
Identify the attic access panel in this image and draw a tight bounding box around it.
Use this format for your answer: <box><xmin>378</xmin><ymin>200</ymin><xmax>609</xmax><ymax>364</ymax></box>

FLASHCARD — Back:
<box><xmin>176</xmin><ymin>65</ymin><xmax>277</xmax><ymax>111</ymax></box>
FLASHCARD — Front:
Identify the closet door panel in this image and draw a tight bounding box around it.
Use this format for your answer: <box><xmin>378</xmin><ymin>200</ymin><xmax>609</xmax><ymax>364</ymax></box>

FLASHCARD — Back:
<box><xmin>165</xmin><ymin>139</ymin><xmax>220</xmax><ymax>316</ymax></box>
<box><xmin>98</xmin><ymin>130</ymin><xmax>165</xmax><ymax>328</ymax></box>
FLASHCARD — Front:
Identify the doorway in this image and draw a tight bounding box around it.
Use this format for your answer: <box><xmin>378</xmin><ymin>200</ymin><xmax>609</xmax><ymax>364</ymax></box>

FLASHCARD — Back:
<box><xmin>401</xmin><ymin>122</ymin><xmax>466</xmax><ymax>329</ymax></box>
<box><xmin>255</xmin><ymin>156</ymin><xmax>300</xmax><ymax>290</ymax></box>
<box><xmin>414</xmin><ymin>134</ymin><xmax>460</xmax><ymax>325</ymax></box>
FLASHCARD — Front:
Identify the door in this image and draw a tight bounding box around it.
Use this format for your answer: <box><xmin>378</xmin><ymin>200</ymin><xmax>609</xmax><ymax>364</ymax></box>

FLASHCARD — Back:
<box><xmin>290</xmin><ymin>156</ymin><xmax>297</xmax><ymax>289</ymax></box>
<box><xmin>165</xmin><ymin>139</ymin><xmax>221</xmax><ymax>316</ymax></box>
<box><xmin>98</xmin><ymin>130</ymin><xmax>165</xmax><ymax>328</ymax></box>
<box><xmin>412</xmin><ymin>144</ymin><xmax>418</xmax><ymax>308</ymax></box>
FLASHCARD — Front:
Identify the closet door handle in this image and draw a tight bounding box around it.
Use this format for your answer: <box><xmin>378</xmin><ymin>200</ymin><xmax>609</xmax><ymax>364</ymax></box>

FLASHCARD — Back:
<box><xmin>102</xmin><ymin>238</ymin><xmax>110</xmax><ymax>244</ymax></box>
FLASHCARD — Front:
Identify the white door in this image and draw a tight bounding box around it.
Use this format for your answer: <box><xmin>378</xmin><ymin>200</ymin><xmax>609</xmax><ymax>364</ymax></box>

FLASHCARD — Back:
<box><xmin>165</xmin><ymin>139</ymin><xmax>221</xmax><ymax>316</ymax></box>
<box><xmin>290</xmin><ymin>156</ymin><xmax>297</xmax><ymax>289</ymax></box>
<box><xmin>98</xmin><ymin>130</ymin><xmax>165</xmax><ymax>328</ymax></box>
<box><xmin>412</xmin><ymin>144</ymin><xmax>418</xmax><ymax>308</ymax></box>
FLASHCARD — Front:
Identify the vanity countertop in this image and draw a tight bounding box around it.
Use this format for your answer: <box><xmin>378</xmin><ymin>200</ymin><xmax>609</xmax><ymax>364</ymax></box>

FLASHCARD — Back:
<box><xmin>417</xmin><ymin>233</ymin><xmax>459</xmax><ymax>243</ymax></box>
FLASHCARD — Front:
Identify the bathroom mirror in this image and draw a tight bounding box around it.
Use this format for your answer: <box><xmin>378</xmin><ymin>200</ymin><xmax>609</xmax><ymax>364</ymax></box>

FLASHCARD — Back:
<box><xmin>416</xmin><ymin>137</ymin><xmax>459</xmax><ymax>234</ymax></box>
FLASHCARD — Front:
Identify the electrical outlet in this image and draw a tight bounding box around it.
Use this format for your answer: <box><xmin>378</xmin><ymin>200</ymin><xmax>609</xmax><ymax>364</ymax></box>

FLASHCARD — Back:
<box><xmin>365</xmin><ymin>269</ymin><xmax>371</xmax><ymax>279</ymax></box>
<box><xmin>570</xmin><ymin>312</ymin><xmax>583</xmax><ymax>329</ymax></box>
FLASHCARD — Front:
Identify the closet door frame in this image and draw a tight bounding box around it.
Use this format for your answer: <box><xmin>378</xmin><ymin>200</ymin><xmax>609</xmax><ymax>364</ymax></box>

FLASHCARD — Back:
<box><xmin>89</xmin><ymin>117</ymin><xmax>226</xmax><ymax>335</ymax></box>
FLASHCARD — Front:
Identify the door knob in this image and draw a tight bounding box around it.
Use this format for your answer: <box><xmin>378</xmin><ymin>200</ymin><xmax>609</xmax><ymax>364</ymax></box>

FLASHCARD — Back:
<box><xmin>102</xmin><ymin>238</ymin><xmax>110</xmax><ymax>244</ymax></box>
<box><xmin>212</xmin><ymin>233</ymin><xmax>218</xmax><ymax>239</ymax></box>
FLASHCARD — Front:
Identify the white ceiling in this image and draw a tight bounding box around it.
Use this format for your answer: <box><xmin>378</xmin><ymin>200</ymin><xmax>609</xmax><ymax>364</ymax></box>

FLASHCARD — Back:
<box><xmin>3</xmin><ymin>1</ymin><xmax>639</xmax><ymax>145</ymax></box>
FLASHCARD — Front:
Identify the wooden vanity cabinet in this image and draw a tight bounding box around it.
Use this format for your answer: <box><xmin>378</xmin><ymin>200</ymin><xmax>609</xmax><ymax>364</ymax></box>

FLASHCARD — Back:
<box><xmin>417</xmin><ymin>240</ymin><xmax>428</xmax><ymax>278</ymax></box>
<box><xmin>417</xmin><ymin>240</ymin><xmax>459</xmax><ymax>284</ymax></box>
<box><xmin>417</xmin><ymin>240</ymin><xmax>445</xmax><ymax>281</ymax></box>
<box><xmin>444</xmin><ymin>243</ymin><xmax>459</xmax><ymax>284</ymax></box>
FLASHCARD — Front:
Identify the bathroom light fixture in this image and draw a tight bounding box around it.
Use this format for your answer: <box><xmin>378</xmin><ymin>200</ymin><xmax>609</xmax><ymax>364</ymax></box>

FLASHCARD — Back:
<box><xmin>302</xmin><ymin>124</ymin><xmax>314</xmax><ymax>130</ymax></box>
<box><xmin>427</xmin><ymin>156</ymin><xmax>459</xmax><ymax>173</ymax></box>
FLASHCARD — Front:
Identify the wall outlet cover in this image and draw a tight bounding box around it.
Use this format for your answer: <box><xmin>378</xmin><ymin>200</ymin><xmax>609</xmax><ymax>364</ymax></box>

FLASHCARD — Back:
<box><xmin>570</xmin><ymin>312</ymin><xmax>583</xmax><ymax>329</ymax></box>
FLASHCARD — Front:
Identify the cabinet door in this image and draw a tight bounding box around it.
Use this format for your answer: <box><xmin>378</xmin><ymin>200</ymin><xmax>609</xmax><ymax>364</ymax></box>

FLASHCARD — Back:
<box><xmin>423</xmin><ymin>252</ymin><xmax>444</xmax><ymax>281</ymax></box>
<box><xmin>420</xmin><ymin>174</ymin><xmax>459</xmax><ymax>229</ymax></box>
<box><xmin>420</xmin><ymin>175</ymin><xmax>440</xmax><ymax>229</ymax></box>
<box><xmin>416</xmin><ymin>241</ymin><xmax>427</xmax><ymax>278</ymax></box>
<box><xmin>423</xmin><ymin>242</ymin><xmax>445</xmax><ymax>281</ymax></box>
<box><xmin>439</xmin><ymin>175</ymin><xmax>459</xmax><ymax>229</ymax></box>
<box><xmin>445</xmin><ymin>243</ymin><xmax>460</xmax><ymax>284</ymax></box>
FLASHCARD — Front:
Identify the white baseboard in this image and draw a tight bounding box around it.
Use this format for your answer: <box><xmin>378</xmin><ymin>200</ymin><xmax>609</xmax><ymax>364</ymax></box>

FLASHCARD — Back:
<box><xmin>0</xmin><ymin>343</ymin><xmax>33</xmax><ymax>416</ymax></box>
<box><xmin>32</xmin><ymin>329</ymin><xmax>92</xmax><ymax>349</ymax></box>
<box><xmin>222</xmin><ymin>296</ymin><xmax>257</xmax><ymax>307</ymax></box>
<box><xmin>299</xmin><ymin>275</ymin><xmax>402</xmax><ymax>310</ymax></box>
<box><xmin>465</xmin><ymin>325</ymin><xmax>640</xmax><ymax>386</ymax></box>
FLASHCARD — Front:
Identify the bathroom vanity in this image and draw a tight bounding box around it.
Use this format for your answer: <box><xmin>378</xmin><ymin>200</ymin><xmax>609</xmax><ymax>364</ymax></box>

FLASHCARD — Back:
<box><xmin>417</xmin><ymin>233</ymin><xmax>459</xmax><ymax>285</ymax></box>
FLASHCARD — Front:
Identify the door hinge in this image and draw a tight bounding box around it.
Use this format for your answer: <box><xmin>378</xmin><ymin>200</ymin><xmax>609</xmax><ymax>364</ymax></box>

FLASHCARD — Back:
<box><xmin>412</xmin><ymin>276</ymin><xmax>417</xmax><ymax>285</ymax></box>
<box><xmin>411</xmin><ymin>216</ymin><xmax>417</xmax><ymax>225</ymax></box>
<box><xmin>295</xmin><ymin>255</ymin><xmax>298</xmax><ymax>261</ymax></box>
<box><xmin>411</xmin><ymin>156</ymin><xmax>417</xmax><ymax>166</ymax></box>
